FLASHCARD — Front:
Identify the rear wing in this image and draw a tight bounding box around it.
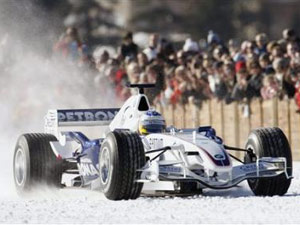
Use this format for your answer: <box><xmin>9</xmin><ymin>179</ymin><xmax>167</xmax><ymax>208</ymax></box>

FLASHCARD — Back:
<box><xmin>45</xmin><ymin>108</ymin><xmax>119</xmax><ymax>136</ymax></box>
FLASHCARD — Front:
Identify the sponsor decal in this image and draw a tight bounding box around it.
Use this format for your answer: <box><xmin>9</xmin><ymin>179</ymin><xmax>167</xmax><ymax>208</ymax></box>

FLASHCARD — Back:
<box><xmin>200</xmin><ymin>147</ymin><xmax>230</xmax><ymax>166</ymax></box>
<box><xmin>80</xmin><ymin>158</ymin><xmax>92</xmax><ymax>163</ymax></box>
<box><xmin>149</xmin><ymin>138</ymin><xmax>164</xmax><ymax>149</ymax></box>
<box><xmin>239</xmin><ymin>163</ymin><xmax>265</xmax><ymax>172</ymax></box>
<box><xmin>159</xmin><ymin>165</ymin><xmax>182</xmax><ymax>173</ymax></box>
<box><xmin>78</xmin><ymin>163</ymin><xmax>99</xmax><ymax>176</ymax></box>
<box><xmin>58</xmin><ymin>108</ymin><xmax>119</xmax><ymax>122</ymax></box>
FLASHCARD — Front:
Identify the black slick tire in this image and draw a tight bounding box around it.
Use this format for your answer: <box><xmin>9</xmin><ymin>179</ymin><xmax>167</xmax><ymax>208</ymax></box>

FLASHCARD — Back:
<box><xmin>13</xmin><ymin>133</ymin><xmax>63</xmax><ymax>194</ymax></box>
<box><xmin>99</xmin><ymin>130</ymin><xmax>145</xmax><ymax>200</ymax></box>
<box><xmin>244</xmin><ymin>127</ymin><xmax>292</xmax><ymax>196</ymax></box>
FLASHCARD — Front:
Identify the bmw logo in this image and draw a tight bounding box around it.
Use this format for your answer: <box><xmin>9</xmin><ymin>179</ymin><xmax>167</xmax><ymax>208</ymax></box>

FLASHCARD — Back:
<box><xmin>214</xmin><ymin>154</ymin><xmax>224</xmax><ymax>159</ymax></box>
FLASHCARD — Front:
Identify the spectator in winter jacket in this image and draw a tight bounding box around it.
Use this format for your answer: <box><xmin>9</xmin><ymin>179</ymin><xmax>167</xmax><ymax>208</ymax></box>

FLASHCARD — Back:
<box><xmin>286</xmin><ymin>42</ymin><xmax>299</xmax><ymax>62</ymax></box>
<box><xmin>270</xmin><ymin>43</ymin><xmax>284</xmax><ymax>61</ymax></box>
<box><xmin>273</xmin><ymin>58</ymin><xmax>295</xmax><ymax>98</ymax></box>
<box><xmin>127</xmin><ymin>62</ymin><xmax>141</xmax><ymax>84</ymax></box>
<box><xmin>137</xmin><ymin>52</ymin><xmax>149</xmax><ymax>71</ymax></box>
<box><xmin>282</xmin><ymin>29</ymin><xmax>300</xmax><ymax>47</ymax></box>
<box><xmin>53</xmin><ymin>27</ymin><xmax>88</xmax><ymax>63</ymax></box>
<box><xmin>223</xmin><ymin>62</ymin><xmax>236</xmax><ymax>103</ymax></box>
<box><xmin>246</xmin><ymin>61</ymin><xmax>263</xmax><ymax>99</ymax></box>
<box><xmin>144</xmin><ymin>64</ymin><xmax>165</xmax><ymax>104</ymax></box>
<box><xmin>120</xmin><ymin>31</ymin><xmax>138</xmax><ymax>60</ymax></box>
<box><xmin>208</xmin><ymin>61</ymin><xmax>222</xmax><ymax>94</ymax></box>
<box><xmin>260</xmin><ymin>75</ymin><xmax>279</xmax><ymax>100</ymax></box>
<box><xmin>210</xmin><ymin>61</ymin><xmax>228</xmax><ymax>100</ymax></box>
<box><xmin>95</xmin><ymin>50</ymin><xmax>110</xmax><ymax>75</ymax></box>
<box><xmin>231</xmin><ymin>69</ymin><xmax>249</xmax><ymax>101</ymax></box>
<box><xmin>143</xmin><ymin>33</ymin><xmax>159</xmax><ymax>62</ymax></box>
<box><xmin>255</xmin><ymin>33</ymin><xmax>268</xmax><ymax>55</ymax></box>
<box><xmin>158</xmin><ymin>38</ymin><xmax>175</xmax><ymax>59</ymax></box>
<box><xmin>259</xmin><ymin>53</ymin><xmax>272</xmax><ymax>73</ymax></box>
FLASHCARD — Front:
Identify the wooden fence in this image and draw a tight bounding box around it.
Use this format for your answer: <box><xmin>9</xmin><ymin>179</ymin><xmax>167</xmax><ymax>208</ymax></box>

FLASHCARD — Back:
<box><xmin>156</xmin><ymin>98</ymin><xmax>300</xmax><ymax>160</ymax></box>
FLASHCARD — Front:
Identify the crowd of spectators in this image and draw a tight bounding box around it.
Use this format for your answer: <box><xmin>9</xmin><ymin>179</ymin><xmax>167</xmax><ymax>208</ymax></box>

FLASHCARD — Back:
<box><xmin>53</xmin><ymin>27</ymin><xmax>300</xmax><ymax>112</ymax></box>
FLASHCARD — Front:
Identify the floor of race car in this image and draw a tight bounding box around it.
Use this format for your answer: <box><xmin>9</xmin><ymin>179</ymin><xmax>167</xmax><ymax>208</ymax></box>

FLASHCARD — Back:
<box><xmin>1</xmin><ymin>158</ymin><xmax>300</xmax><ymax>224</ymax></box>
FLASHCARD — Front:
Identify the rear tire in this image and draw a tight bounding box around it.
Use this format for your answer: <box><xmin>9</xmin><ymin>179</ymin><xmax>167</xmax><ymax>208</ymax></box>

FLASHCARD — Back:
<box><xmin>13</xmin><ymin>133</ymin><xmax>63</xmax><ymax>194</ymax></box>
<box><xmin>99</xmin><ymin>130</ymin><xmax>145</xmax><ymax>200</ymax></box>
<box><xmin>244</xmin><ymin>127</ymin><xmax>292</xmax><ymax>196</ymax></box>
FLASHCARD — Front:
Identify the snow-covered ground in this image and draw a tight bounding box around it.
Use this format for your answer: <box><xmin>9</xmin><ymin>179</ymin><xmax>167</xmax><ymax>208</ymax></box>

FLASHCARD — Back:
<box><xmin>1</xmin><ymin>143</ymin><xmax>300</xmax><ymax>224</ymax></box>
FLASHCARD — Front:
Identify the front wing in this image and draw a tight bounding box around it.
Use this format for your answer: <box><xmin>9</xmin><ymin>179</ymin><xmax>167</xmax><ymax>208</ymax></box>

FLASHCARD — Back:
<box><xmin>139</xmin><ymin>157</ymin><xmax>292</xmax><ymax>190</ymax></box>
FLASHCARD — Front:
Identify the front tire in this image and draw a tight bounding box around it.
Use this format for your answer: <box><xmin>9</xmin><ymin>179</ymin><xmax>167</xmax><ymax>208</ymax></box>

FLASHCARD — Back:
<box><xmin>99</xmin><ymin>130</ymin><xmax>146</xmax><ymax>200</ymax></box>
<box><xmin>13</xmin><ymin>133</ymin><xmax>63</xmax><ymax>194</ymax></box>
<box><xmin>244</xmin><ymin>127</ymin><xmax>292</xmax><ymax>196</ymax></box>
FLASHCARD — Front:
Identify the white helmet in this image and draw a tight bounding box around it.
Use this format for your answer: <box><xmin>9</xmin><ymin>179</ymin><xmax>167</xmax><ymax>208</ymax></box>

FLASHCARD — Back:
<box><xmin>138</xmin><ymin>110</ymin><xmax>166</xmax><ymax>135</ymax></box>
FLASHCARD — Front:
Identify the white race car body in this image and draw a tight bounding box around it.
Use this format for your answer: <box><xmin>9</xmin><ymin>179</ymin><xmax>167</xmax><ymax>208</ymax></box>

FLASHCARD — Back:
<box><xmin>45</xmin><ymin>84</ymin><xmax>290</xmax><ymax>193</ymax></box>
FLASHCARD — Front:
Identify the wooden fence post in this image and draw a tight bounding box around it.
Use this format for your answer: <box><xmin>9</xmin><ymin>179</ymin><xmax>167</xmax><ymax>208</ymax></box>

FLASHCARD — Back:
<box><xmin>272</xmin><ymin>97</ymin><xmax>279</xmax><ymax>127</ymax></box>
<box><xmin>183</xmin><ymin>104</ymin><xmax>186</xmax><ymax>128</ymax></box>
<box><xmin>259</xmin><ymin>99</ymin><xmax>263</xmax><ymax>127</ymax></box>
<box><xmin>220</xmin><ymin>101</ymin><xmax>225</xmax><ymax>139</ymax></box>
<box><xmin>171</xmin><ymin>104</ymin><xmax>175</xmax><ymax>126</ymax></box>
<box><xmin>191</xmin><ymin>103</ymin><xmax>200</xmax><ymax>127</ymax></box>
<box><xmin>208</xmin><ymin>100</ymin><xmax>212</xmax><ymax>125</ymax></box>
<box><xmin>199</xmin><ymin>101</ymin><xmax>211</xmax><ymax>126</ymax></box>
<box><xmin>184</xmin><ymin>102</ymin><xmax>198</xmax><ymax>128</ymax></box>
<box><xmin>287</xmin><ymin>99</ymin><xmax>291</xmax><ymax>143</ymax></box>
<box><xmin>233</xmin><ymin>102</ymin><xmax>240</xmax><ymax>158</ymax></box>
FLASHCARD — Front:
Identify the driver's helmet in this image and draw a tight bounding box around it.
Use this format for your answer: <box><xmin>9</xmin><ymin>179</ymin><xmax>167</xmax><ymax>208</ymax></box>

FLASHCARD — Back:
<box><xmin>138</xmin><ymin>110</ymin><xmax>166</xmax><ymax>135</ymax></box>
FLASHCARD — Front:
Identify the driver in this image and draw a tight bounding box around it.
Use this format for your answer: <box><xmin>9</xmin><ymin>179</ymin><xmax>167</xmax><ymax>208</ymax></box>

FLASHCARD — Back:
<box><xmin>138</xmin><ymin>110</ymin><xmax>166</xmax><ymax>135</ymax></box>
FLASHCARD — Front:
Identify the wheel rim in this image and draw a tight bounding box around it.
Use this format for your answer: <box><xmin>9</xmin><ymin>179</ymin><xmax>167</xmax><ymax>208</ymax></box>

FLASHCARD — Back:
<box><xmin>14</xmin><ymin>148</ymin><xmax>26</xmax><ymax>186</ymax></box>
<box><xmin>100</xmin><ymin>147</ymin><xmax>111</xmax><ymax>185</ymax></box>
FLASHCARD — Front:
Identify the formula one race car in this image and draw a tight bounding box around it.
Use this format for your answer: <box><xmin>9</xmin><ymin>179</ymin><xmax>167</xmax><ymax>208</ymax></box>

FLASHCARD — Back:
<box><xmin>13</xmin><ymin>84</ymin><xmax>293</xmax><ymax>200</ymax></box>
